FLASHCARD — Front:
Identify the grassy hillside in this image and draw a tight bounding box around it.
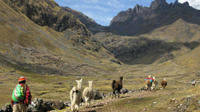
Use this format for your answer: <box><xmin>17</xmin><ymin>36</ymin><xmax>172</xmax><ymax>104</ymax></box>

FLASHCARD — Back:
<box><xmin>142</xmin><ymin>19</ymin><xmax>200</xmax><ymax>42</ymax></box>
<box><xmin>0</xmin><ymin>0</ymin><xmax>121</xmax><ymax>106</ymax></box>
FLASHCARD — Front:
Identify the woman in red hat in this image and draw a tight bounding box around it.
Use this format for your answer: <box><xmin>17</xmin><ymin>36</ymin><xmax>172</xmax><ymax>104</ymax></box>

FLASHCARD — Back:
<box><xmin>11</xmin><ymin>77</ymin><xmax>32</xmax><ymax>112</ymax></box>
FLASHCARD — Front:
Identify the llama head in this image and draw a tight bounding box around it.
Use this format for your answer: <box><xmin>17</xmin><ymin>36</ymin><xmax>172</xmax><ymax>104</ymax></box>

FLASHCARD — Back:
<box><xmin>153</xmin><ymin>77</ymin><xmax>156</xmax><ymax>80</ymax></box>
<box><xmin>163</xmin><ymin>78</ymin><xmax>166</xmax><ymax>81</ymax></box>
<box><xmin>76</xmin><ymin>78</ymin><xmax>83</xmax><ymax>89</ymax></box>
<box><xmin>148</xmin><ymin>75</ymin><xmax>152</xmax><ymax>78</ymax></box>
<box><xmin>88</xmin><ymin>81</ymin><xmax>93</xmax><ymax>87</ymax></box>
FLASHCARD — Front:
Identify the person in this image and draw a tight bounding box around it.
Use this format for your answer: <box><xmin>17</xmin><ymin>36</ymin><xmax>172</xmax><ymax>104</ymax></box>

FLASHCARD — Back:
<box><xmin>11</xmin><ymin>77</ymin><xmax>32</xmax><ymax>112</ymax></box>
<box><xmin>144</xmin><ymin>75</ymin><xmax>154</xmax><ymax>83</ymax></box>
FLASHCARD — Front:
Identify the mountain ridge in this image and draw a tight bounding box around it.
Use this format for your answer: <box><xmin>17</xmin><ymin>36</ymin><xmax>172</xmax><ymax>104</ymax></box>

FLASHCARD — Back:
<box><xmin>2</xmin><ymin>0</ymin><xmax>91</xmax><ymax>36</ymax></box>
<box><xmin>109</xmin><ymin>0</ymin><xmax>200</xmax><ymax>36</ymax></box>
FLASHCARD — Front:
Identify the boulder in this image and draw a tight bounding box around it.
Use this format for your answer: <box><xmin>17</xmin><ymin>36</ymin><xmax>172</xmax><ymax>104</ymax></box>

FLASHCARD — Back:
<box><xmin>1</xmin><ymin>104</ymin><xmax>12</xmax><ymax>112</ymax></box>
<box><xmin>121</xmin><ymin>88</ymin><xmax>129</xmax><ymax>94</ymax></box>
<box><xmin>93</xmin><ymin>90</ymin><xmax>105</xmax><ymax>100</ymax></box>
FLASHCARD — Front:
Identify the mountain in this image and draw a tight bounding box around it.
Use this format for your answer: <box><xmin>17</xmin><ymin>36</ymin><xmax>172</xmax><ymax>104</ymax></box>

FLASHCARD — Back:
<box><xmin>141</xmin><ymin>19</ymin><xmax>200</xmax><ymax>42</ymax></box>
<box><xmin>0</xmin><ymin>0</ymin><xmax>119</xmax><ymax>76</ymax></box>
<box><xmin>62</xmin><ymin>7</ymin><xmax>106</xmax><ymax>34</ymax></box>
<box><xmin>93</xmin><ymin>19</ymin><xmax>200</xmax><ymax>64</ymax></box>
<box><xmin>109</xmin><ymin>0</ymin><xmax>200</xmax><ymax>36</ymax></box>
<box><xmin>2</xmin><ymin>0</ymin><xmax>91</xmax><ymax>36</ymax></box>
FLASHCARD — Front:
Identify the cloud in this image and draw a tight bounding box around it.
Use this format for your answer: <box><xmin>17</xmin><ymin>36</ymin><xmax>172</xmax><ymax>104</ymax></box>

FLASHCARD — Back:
<box><xmin>179</xmin><ymin>0</ymin><xmax>200</xmax><ymax>9</ymax></box>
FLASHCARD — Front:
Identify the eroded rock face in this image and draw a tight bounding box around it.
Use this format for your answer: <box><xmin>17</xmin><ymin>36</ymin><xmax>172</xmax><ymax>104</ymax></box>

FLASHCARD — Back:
<box><xmin>2</xmin><ymin>0</ymin><xmax>90</xmax><ymax>36</ymax></box>
<box><xmin>109</xmin><ymin>0</ymin><xmax>200</xmax><ymax>36</ymax></box>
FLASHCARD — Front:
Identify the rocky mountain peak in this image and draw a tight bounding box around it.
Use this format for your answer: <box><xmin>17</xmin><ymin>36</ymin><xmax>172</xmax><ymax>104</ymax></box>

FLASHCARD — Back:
<box><xmin>109</xmin><ymin>0</ymin><xmax>200</xmax><ymax>36</ymax></box>
<box><xmin>134</xmin><ymin>4</ymin><xmax>144</xmax><ymax>13</ymax></box>
<box><xmin>150</xmin><ymin>0</ymin><xmax>167</xmax><ymax>9</ymax></box>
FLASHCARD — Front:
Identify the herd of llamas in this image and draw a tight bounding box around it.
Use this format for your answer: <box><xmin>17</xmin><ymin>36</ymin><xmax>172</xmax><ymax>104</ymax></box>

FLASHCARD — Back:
<box><xmin>69</xmin><ymin>76</ymin><xmax>168</xmax><ymax>112</ymax></box>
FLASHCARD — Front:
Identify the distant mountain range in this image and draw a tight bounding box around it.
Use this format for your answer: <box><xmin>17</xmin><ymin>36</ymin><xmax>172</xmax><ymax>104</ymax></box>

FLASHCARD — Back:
<box><xmin>109</xmin><ymin>0</ymin><xmax>200</xmax><ymax>36</ymax></box>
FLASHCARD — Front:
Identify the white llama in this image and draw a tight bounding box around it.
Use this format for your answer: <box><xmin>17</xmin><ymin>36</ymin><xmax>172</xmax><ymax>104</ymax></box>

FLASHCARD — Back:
<box><xmin>83</xmin><ymin>81</ymin><xmax>94</xmax><ymax>107</ymax></box>
<box><xmin>70</xmin><ymin>79</ymin><xmax>83</xmax><ymax>112</ymax></box>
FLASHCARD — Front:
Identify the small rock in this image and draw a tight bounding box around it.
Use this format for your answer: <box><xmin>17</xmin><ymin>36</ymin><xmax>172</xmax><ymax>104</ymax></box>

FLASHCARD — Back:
<box><xmin>153</xmin><ymin>102</ymin><xmax>157</xmax><ymax>104</ymax></box>
<box><xmin>64</xmin><ymin>102</ymin><xmax>70</xmax><ymax>107</ymax></box>
<box><xmin>93</xmin><ymin>90</ymin><xmax>104</xmax><ymax>100</ymax></box>
<box><xmin>2</xmin><ymin>103</ymin><xmax>12</xmax><ymax>112</ymax></box>
<box><xmin>198</xmin><ymin>100</ymin><xmax>200</xmax><ymax>104</ymax></box>
<box><xmin>121</xmin><ymin>88</ymin><xmax>129</xmax><ymax>94</ymax></box>
<box><xmin>52</xmin><ymin>101</ymin><xmax>65</xmax><ymax>110</ymax></box>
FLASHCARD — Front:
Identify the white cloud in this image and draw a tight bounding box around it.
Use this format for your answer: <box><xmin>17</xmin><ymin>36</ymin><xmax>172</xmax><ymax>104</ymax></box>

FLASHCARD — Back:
<box><xmin>179</xmin><ymin>0</ymin><xmax>200</xmax><ymax>9</ymax></box>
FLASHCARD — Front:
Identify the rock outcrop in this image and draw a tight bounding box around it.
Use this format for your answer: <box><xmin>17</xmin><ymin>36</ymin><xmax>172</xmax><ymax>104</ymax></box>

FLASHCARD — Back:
<box><xmin>3</xmin><ymin>0</ymin><xmax>91</xmax><ymax>36</ymax></box>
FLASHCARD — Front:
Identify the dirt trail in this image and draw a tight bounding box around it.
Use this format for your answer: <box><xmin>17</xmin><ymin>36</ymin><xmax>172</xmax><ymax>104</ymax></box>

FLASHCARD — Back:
<box><xmin>78</xmin><ymin>90</ymin><xmax>170</xmax><ymax>112</ymax></box>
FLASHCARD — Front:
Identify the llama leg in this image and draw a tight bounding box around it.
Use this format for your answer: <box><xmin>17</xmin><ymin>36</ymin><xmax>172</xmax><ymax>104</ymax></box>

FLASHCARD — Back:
<box><xmin>85</xmin><ymin>97</ymin><xmax>89</xmax><ymax>107</ymax></box>
<box><xmin>112</xmin><ymin>91</ymin><xmax>115</xmax><ymax>99</ymax></box>
<box><xmin>117</xmin><ymin>90</ymin><xmax>120</xmax><ymax>98</ymax></box>
<box><xmin>145</xmin><ymin>85</ymin><xmax>148</xmax><ymax>90</ymax></box>
<box><xmin>75</xmin><ymin>104</ymin><xmax>79</xmax><ymax>112</ymax></box>
<box><xmin>71</xmin><ymin>103</ymin><xmax>74</xmax><ymax>111</ymax></box>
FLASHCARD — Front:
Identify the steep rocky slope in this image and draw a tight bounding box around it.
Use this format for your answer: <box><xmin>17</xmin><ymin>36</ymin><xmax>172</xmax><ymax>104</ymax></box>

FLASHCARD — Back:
<box><xmin>2</xmin><ymin>0</ymin><xmax>90</xmax><ymax>36</ymax></box>
<box><xmin>109</xmin><ymin>0</ymin><xmax>200</xmax><ymax>36</ymax></box>
<box><xmin>0</xmin><ymin>0</ymin><xmax>118</xmax><ymax>76</ymax></box>
<box><xmin>63</xmin><ymin>7</ymin><xmax>106</xmax><ymax>34</ymax></box>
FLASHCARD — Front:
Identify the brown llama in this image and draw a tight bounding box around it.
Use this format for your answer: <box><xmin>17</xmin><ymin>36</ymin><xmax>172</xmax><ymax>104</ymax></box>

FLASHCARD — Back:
<box><xmin>112</xmin><ymin>76</ymin><xmax>123</xmax><ymax>98</ymax></box>
<box><xmin>151</xmin><ymin>77</ymin><xmax>158</xmax><ymax>90</ymax></box>
<box><xmin>145</xmin><ymin>80</ymin><xmax>152</xmax><ymax>91</ymax></box>
<box><xmin>161</xmin><ymin>78</ymin><xmax>167</xmax><ymax>89</ymax></box>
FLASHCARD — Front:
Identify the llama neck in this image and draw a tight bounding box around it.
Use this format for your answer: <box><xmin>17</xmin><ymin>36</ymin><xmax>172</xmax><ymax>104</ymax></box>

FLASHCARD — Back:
<box><xmin>77</xmin><ymin>84</ymin><xmax>82</xmax><ymax>90</ymax></box>
<box><xmin>89</xmin><ymin>84</ymin><xmax>93</xmax><ymax>88</ymax></box>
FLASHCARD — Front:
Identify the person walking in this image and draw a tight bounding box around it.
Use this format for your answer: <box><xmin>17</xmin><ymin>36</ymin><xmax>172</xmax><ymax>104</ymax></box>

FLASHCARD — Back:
<box><xmin>11</xmin><ymin>77</ymin><xmax>32</xmax><ymax>112</ymax></box>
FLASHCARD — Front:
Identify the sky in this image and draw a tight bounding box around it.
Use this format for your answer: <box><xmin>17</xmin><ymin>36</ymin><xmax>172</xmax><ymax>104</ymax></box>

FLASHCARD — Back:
<box><xmin>54</xmin><ymin>0</ymin><xmax>200</xmax><ymax>26</ymax></box>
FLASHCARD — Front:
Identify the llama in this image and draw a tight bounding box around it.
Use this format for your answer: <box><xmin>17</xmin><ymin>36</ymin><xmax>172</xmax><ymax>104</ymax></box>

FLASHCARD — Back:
<box><xmin>161</xmin><ymin>78</ymin><xmax>167</xmax><ymax>89</ymax></box>
<box><xmin>151</xmin><ymin>77</ymin><xmax>158</xmax><ymax>90</ymax></box>
<box><xmin>145</xmin><ymin>80</ymin><xmax>152</xmax><ymax>91</ymax></box>
<box><xmin>144</xmin><ymin>75</ymin><xmax>153</xmax><ymax>91</ymax></box>
<box><xmin>83</xmin><ymin>81</ymin><xmax>94</xmax><ymax>107</ymax></box>
<box><xmin>112</xmin><ymin>76</ymin><xmax>123</xmax><ymax>98</ymax></box>
<box><xmin>70</xmin><ymin>79</ymin><xmax>83</xmax><ymax>112</ymax></box>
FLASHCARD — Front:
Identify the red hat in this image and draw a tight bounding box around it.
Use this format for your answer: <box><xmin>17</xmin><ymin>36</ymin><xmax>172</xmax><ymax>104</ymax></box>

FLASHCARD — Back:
<box><xmin>18</xmin><ymin>77</ymin><xmax>26</xmax><ymax>82</ymax></box>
